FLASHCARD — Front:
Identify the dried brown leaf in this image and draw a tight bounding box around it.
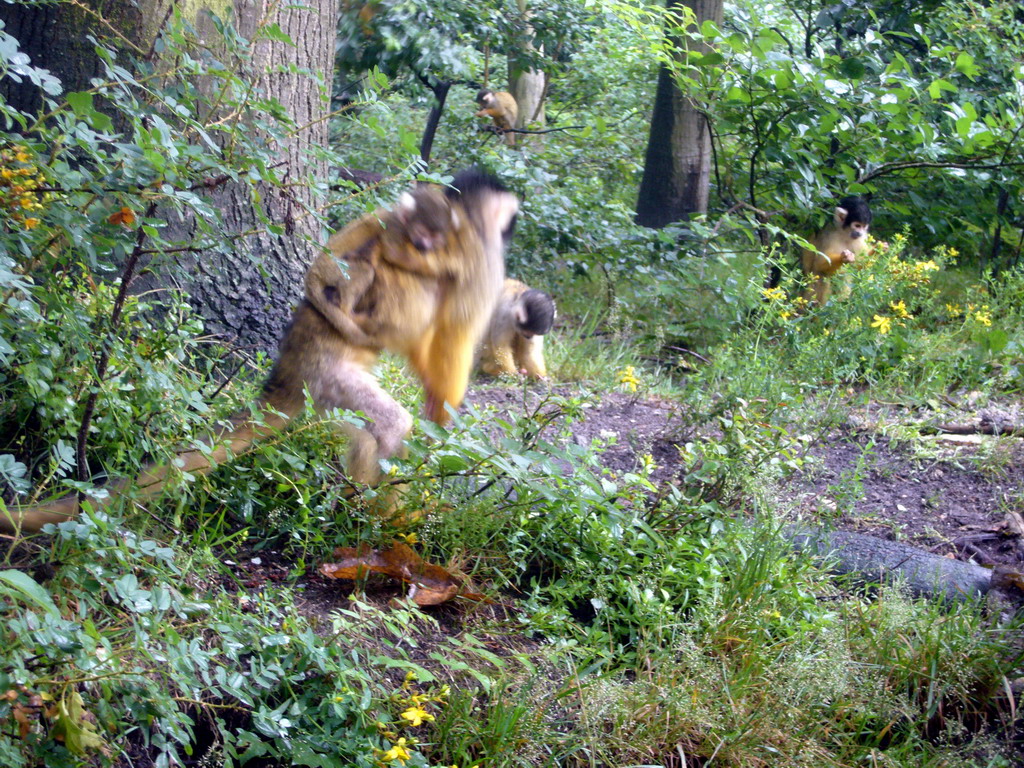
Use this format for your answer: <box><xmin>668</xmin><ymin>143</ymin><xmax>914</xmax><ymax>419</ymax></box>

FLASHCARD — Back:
<box><xmin>320</xmin><ymin>542</ymin><xmax>488</xmax><ymax>605</ymax></box>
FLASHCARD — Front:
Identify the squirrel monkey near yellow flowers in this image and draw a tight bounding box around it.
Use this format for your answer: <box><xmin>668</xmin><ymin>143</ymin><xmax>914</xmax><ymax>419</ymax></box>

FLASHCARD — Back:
<box><xmin>800</xmin><ymin>196</ymin><xmax>872</xmax><ymax>306</ymax></box>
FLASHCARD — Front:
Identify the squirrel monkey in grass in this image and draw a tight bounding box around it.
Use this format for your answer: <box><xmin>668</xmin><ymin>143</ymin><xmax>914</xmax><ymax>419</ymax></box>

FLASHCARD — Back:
<box><xmin>479</xmin><ymin>278</ymin><xmax>555</xmax><ymax>379</ymax></box>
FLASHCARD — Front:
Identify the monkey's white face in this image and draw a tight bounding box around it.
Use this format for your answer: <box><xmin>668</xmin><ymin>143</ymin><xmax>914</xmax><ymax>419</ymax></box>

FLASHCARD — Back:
<box><xmin>846</xmin><ymin>221</ymin><xmax>869</xmax><ymax>240</ymax></box>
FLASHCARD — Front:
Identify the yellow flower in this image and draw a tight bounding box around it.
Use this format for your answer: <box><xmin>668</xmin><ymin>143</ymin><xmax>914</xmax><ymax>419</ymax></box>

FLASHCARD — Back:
<box><xmin>870</xmin><ymin>315</ymin><xmax>892</xmax><ymax>334</ymax></box>
<box><xmin>14</xmin><ymin>151</ymin><xmax>30</xmax><ymax>163</ymax></box>
<box><xmin>761</xmin><ymin>287</ymin><xmax>785</xmax><ymax>302</ymax></box>
<box><xmin>398</xmin><ymin>532</ymin><xmax>419</xmax><ymax>545</ymax></box>
<box><xmin>975</xmin><ymin>311</ymin><xmax>992</xmax><ymax>327</ymax></box>
<box><xmin>23</xmin><ymin>217</ymin><xmax>39</xmax><ymax>229</ymax></box>
<box><xmin>889</xmin><ymin>300</ymin><xmax>911</xmax><ymax>319</ymax></box>
<box><xmin>779</xmin><ymin>310</ymin><xmax>793</xmax><ymax>321</ymax></box>
<box><xmin>0</xmin><ymin>168</ymin><xmax>13</xmax><ymax>179</ymax></box>
<box><xmin>617</xmin><ymin>366</ymin><xmax>640</xmax><ymax>393</ymax></box>
<box><xmin>400</xmin><ymin>705</ymin><xmax>434</xmax><ymax>727</ymax></box>
<box><xmin>945</xmin><ymin>303</ymin><xmax>962</xmax><ymax>317</ymax></box>
<box><xmin>639</xmin><ymin>453</ymin><xmax>657</xmax><ymax>474</ymax></box>
<box><xmin>380</xmin><ymin>738</ymin><xmax>412</xmax><ymax>763</ymax></box>
<box><xmin>916</xmin><ymin>259</ymin><xmax>940</xmax><ymax>272</ymax></box>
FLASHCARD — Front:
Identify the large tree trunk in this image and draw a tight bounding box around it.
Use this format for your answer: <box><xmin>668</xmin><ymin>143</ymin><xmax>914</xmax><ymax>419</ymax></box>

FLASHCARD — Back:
<box><xmin>508</xmin><ymin>0</ymin><xmax>546</xmax><ymax>136</ymax></box>
<box><xmin>635</xmin><ymin>0</ymin><xmax>722</xmax><ymax>228</ymax></box>
<box><xmin>187</xmin><ymin>0</ymin><xmax>336</xmax><ymax>352</ymax></box>
<box><xmin>0</xmin><ymin>0</ymin><xmax>336</xmax><ymax>352</ymax></box>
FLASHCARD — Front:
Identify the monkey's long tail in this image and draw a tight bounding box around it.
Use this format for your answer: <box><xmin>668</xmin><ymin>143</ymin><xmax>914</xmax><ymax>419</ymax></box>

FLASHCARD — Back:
<box><xmin>0</xmin><ymin>406</ymin><xmax>294</xmax><ymax>535</ymax></box>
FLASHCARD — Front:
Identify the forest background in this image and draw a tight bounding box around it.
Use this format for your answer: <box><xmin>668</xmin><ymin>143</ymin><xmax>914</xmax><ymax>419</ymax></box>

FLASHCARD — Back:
<box><xmin>1</xmin><ymin>0</ymin><xmax>1024</xmax><ymax>766</ymax></box>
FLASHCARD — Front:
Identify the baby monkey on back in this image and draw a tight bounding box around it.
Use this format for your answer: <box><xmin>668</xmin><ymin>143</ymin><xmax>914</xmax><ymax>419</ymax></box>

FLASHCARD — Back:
<box><xmin>801</xmin><ymin>196</ymin><xmax>872</xmax><ymax>305</ymax></box>
<box><xmin>305</xmin><ymin>186</ymin><xmax>456</xmax><ymax>349</ymax></box>
<box><xmin>479</xmin><ymin>278</ymin><xmax>555</xmax><ymax>379</ymax></box>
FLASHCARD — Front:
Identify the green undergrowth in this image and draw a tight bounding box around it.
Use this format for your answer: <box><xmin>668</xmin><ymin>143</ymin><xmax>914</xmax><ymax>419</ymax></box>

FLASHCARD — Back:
<box><xmin>2</xmin><ymin>8</ymin><xmax>1023</xmax><ymax>768</ymax></box>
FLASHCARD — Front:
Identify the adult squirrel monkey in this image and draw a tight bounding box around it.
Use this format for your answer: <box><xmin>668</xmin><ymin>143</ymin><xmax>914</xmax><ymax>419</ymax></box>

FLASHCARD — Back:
<box><xmin>474</xmin><ymin>89</ymin><xmax>518</xmax><ymax>146</ymax></box>
<box><xmin>800</xmin><ymin>196</ymin><xmax>872</xmax><ymax>306</ymax></box>
<box><xmin>1</xmin><ymin>170</ymin><xmax>518</xmax><ymax>534</ymax></box>
<box><xmin>479</xmin><ymin>278</ymin><xmax>555</xmax><ymax>379</ymax></box>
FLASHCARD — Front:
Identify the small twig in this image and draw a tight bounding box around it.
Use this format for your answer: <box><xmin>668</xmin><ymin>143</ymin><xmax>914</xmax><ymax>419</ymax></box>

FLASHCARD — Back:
<box><xmin>664</xmin><ymin>345</ymin><xmax>712</xmax><ymax>365</ymax></box>
<box><xmin>961</xmin><ymin>541</ymin><xmax>995</xmax><ymax>565</ymax></box>
<box><xmin>76</xmin><ymin>201</ymin><xmax>160</xmax><ymax>490</ymax></box>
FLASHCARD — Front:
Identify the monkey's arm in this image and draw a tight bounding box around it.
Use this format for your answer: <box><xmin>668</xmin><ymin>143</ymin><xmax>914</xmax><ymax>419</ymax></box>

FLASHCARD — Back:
<box><xmin>479</xmin><ymin>330</ymin><xmax>519</xmax><ymax>377</ymax></box>
<box><xmin>513</xmin><ymin>333</ymin><xmax>547</xmax><ymax>379</ymax></box>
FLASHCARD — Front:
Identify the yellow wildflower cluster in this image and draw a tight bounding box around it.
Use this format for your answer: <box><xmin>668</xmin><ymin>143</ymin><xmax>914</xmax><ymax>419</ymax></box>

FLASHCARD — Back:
<box><xmin>761</xmin><ymin>286</ymin><xmax>786</xmax><ymax>302</ymax></box>
<box><xmin>377</xmin><ymin>738</ymin><xmax>412</xmax><ymax>764</ymax></box>
<box><xmin>970</xmin><ymin>303</ymin><xmax>992</xmax><ymax>327</ymax></box>
<box><xmin>870</xmin><ymin>315</ymin><xmax>892</xmax><ymax>334</ymax></box>
<box><xmin>374</xmin><ymin>671</ymin><xmax>449</xmax><ymax>766</ymax></box>
<box><xmin>945</xmin><ymin>303</ymin><xmax>962</xmax><ymax>318</ymax></box>
<box><xmin>639</xmin><ymin>453</ymin><xmax>657</xmax><ymax>476</ymax></box>
<box><xmin>617</xmin><ymin>365</ymin><xmax>640</xmax><ymax>393</ymax></box>
<box><xmin>0</xmin><ymin>144</ymin><xmax>49</xmax><ymax>229</ymax></box>
<box><xmin>889</xmin><ymin>300</ymin><xmax>911</xmax><ymax>319</ymax></box>
<box><xmin>887</xmin><ymin>258</ymin><xmax>940</xmax><ymax>287</ymax></box>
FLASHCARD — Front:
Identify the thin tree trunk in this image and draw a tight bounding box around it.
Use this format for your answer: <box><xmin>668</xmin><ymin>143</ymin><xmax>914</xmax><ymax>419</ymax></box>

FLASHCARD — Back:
<box><xmin>508</xmin><ymin>0</ymin><xmax>546</xmax><ymax>139</ymax></box>
<box><xmin>635</xmin><ymin>0</ymin><xmax>723</xmax><ymax>228</ymax></box>
<box><xmin>419</xmin><ymin>81</ymin><xmax>452</xmax><ymax>163</ymax></box>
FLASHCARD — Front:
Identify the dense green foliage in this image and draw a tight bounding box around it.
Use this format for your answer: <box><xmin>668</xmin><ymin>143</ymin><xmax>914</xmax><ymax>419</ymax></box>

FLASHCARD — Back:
<box><xmin>1</xmin><ymin>0</ymin><xmax>1024</xmax><ymax>766</ymax></box>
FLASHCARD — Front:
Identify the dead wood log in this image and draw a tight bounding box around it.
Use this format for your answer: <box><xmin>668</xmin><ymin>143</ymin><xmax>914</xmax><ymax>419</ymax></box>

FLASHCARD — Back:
<box><xmin>789</xmin><ymin>527</ymin><xmax>993</xmax><ymax>602</ymax></box>
<box><xmin>922</xmin><ymin>423</ymin><xmax>1024</xmax><ymax>437</ymax></box>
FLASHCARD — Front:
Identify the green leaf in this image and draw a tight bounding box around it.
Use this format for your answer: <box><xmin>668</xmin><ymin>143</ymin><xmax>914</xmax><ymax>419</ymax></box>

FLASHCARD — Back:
<box><xmin>927</xmin><ymin>78</ymin><xmax>956</xmax><ymax>99</ymax></box>
<box><xmin>838</xmin><ymin>57</ymin><xmax>865</xmax><ymax>79</ymax></box>
<box><xmin>261</xmin><ymin>23</ymin><xmax>295</xmax><ymax>46</ymax></box>
<box><xmin>0</xmin><ymin>569</ymin><xmax>60</xmax><ymax>616</ymax></box>
<box><xmin>66</xmin><ymin>91</ymin><xmax>93</xmax><ymax>115</ymax></box>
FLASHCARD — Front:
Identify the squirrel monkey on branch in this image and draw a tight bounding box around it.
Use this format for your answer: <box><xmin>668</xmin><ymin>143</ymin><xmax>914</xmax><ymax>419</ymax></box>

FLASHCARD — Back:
<box><xmin>475</xmin><ymin>89</ymin><xmax>518</xmax><ymax>146</ymax></box>
<box><xmin>800</xmin><ymin>196</ymin><xmax>872</xmax><ymax>306</ymax></box>
<box><xmin>2</xmin><ymin>171</ymin><xmax>518</xmax><ymax>534</ymax></box>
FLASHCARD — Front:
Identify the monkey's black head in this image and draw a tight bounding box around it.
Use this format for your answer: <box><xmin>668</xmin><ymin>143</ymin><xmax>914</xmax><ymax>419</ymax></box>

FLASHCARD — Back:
<box><xmin>447</xmin><ymin>167</ymin><xmax>509</xmax><ymax>199</ymax></box>
<box><xmin>447</xmin><ymin>168</ymin><xmax>518</xmax><ymax>241</ymax></box>
<box><xmin>837</xmin><ymin>196</ymin><xmax>872</xmax><ymax>227</ymax></box>
<box><xmin>475</xmin><ymin>88</ymin><xmax>494</xmax><ymax>105</ymax></box>
<box><xmin>516</xmin><ymin>289</ymin><xmax>556</xmax><ymax>337</ymax></box>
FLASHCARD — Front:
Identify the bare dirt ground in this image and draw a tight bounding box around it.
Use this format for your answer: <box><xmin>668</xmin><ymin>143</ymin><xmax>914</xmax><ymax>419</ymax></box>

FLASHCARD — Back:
<box><xmin>466</xmin><ymin>384</ymin><xmax>1024</xmax><ymax>573</ymax></box>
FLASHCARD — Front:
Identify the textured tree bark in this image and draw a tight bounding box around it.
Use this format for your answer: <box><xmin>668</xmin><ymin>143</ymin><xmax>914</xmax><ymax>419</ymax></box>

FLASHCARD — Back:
<box><xmin>0</xmin><ymin>1</ymin><xmax>140</xmax><ymax>116</ymax></box>
<box><xmin>635</xmin><ymin>0</ymin><xmax>723</xmax><ymax>228</ymax></box>
<box><xmin>0</xmin><ymin>0</ymin><xmax>337</xmax><ymax>352</ymax></box>
<box><xmin>185</xmin><ymin>0</ymin><xmax>337</xmax><ymax>351</ymax></box>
